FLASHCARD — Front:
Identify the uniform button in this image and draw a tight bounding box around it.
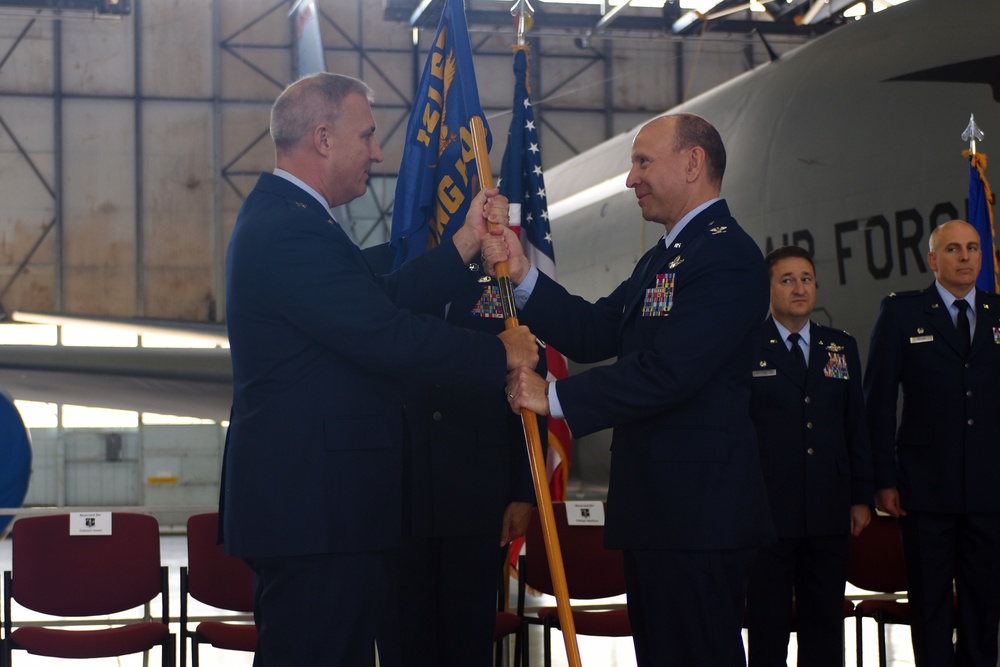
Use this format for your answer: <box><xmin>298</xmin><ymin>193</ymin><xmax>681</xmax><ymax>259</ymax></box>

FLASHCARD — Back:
<box><xmin>965</xmin><ymin>362</ymin><xmax>972</xmax><ymax>369</ymax></box>
<box><xmin>967</xmin><ymin>418</ymin><xmax>974</xmax><ymax>426</ymax></box>
<box><xmin>804</xmin><ymin>396</ymin><xmax>812</xmax><ymax>404</ymax></box>
<box><xmin>432</xmin><ymin>411</ymin><xmax>443</xmax><ymax>422</ymax></box>
<box><xmin>806</xmin><ymin>422</ymin><xmax>814</xmax><ymax>429</ymax></box>
<box><xmin>966</xmin><ymin>390</ymin><xmax>973</xmax><ymax>398</ymax></box>
<box><xmin>807</xmin><ymin>448</ymin><xmax>815</xmax><ymax>456</ymax></box>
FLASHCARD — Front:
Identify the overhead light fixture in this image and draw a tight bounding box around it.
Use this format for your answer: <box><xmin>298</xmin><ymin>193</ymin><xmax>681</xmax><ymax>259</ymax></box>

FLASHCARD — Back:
<box><xmin>0</xmin><ymin>0</ymin><xmax>130</xmax><ymax>21</ymax></box>
<box><xmin>0</xmin><ymin>6</ymin><xmax>120</xmax><ymax>19</ymax></box>
<box><xmin>843</xmin><ymin>2</ymin><xmax>865</xmax><ymax>18</ymax></box>
<box><xmin>671</xmin><ymin>9</ymin><xmax>700</xmax><ymax>32</ymax></box>
<box><xmin>548</xmin><ymin>173</ymin><xmax>629</xmax><ymax>222</ymax></box>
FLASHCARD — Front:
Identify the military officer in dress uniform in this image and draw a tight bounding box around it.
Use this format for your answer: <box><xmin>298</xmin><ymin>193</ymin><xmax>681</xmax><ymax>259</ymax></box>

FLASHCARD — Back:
<box><xmin>488</xmin><ymin>112</ymin><xmax>773</xmax><ymax>667</ymax></box>
<box><xmin>864</xmin><ymin>220</ymin><xmax>1000</xmax><ymax>667</ymax></box>
<box><xmin>745</xmin><ymin>245</ymin><xmax>873</xmax><ymax>667</ymax></box>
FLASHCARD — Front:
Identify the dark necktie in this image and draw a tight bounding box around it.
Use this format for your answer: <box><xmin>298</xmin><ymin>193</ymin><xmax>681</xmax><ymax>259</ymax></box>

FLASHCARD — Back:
<box><xmin>955</xmin><ymin>299</ymin><xmax>971</xmax><ymax>358</ymax></box>
<box><xmin>788</xmin><ymin>332</ymin><xmax>807</xmax><ymax>379</ymax></box>
<box><xmin>641</xmin><ymin>240</ymin><xmax>668</xmax><ymax>287</ymax></box>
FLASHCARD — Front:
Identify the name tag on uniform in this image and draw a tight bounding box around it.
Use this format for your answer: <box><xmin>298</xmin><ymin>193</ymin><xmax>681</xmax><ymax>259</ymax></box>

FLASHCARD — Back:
<box><xmin>752</xmin><ymin>369</ymin><xmax>777</xmax><ymax>377</ymax></box>
<box><xmin>909</xmin><ymin>335</ymin><xmax>933</xmax><ymax>344</ymax></box>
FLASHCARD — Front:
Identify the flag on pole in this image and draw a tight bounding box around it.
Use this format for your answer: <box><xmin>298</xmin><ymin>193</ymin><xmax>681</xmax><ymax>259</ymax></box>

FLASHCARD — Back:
<box><xmin>499</xmin><ymin>47</ymin><xmax>571</xmax><ymax>500</ymax></box>
<box><xmin>965</xmin><ymin>149</ymin><xmax>997</xmax><ymax>292</ymax></box>
<box><xmin>390</xmin><ymin>0</ymin><xmax>488</xmax><ymax>269</ymax></box>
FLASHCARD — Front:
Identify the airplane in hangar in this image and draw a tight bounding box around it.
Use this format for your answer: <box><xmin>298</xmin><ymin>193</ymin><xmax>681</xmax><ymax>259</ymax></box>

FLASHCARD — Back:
<box><xmin>545</xmin><ymin>0</ymin><xmax>1000</xmax><ymax>350</ymax></box>
<box><xmin>0</xmin><ymin>0</ymin><xmax>997</xmax><ymax>426</ymax></box>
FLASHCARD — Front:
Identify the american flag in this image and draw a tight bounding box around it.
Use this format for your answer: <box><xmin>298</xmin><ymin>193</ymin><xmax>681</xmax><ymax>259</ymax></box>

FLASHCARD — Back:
<box><xmin>499</xmin><ymin>47</ymin><xmax>571</xmax><ymax>500</ymax></box>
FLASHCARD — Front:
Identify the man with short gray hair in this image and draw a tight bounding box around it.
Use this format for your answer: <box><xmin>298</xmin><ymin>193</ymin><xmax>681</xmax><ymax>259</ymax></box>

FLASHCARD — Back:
<box><xmin>221</xmin><ymin>72</ymin><xmax>538</xmax><ymax>664</ymax></box>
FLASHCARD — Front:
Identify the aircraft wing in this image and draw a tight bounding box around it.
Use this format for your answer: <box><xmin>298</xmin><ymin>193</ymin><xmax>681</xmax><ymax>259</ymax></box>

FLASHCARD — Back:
<box><xmin>0</xmin><ymin>311</ymin><xmax>232</xmax><ymax>421</ymax></box>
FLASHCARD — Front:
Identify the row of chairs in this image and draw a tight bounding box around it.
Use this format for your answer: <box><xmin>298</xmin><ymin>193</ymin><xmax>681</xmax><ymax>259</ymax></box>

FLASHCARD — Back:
<box><xmin>0</xmin><ymin>507</ymin><xmax>917</xmax><ymax>667</ymax></box>
<box><xmin>503</xmin><ymin>506</ymin><xmax>916</xmax><ymax>667</ymax></box>
<box><xmin>0</xmin><ymin>512</ymin><xmax>254</xmax><ymax>667</ymax></box>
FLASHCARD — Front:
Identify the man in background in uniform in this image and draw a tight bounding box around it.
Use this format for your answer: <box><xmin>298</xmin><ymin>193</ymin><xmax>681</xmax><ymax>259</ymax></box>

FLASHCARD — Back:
<box><xmin>864</xmin><ymin>220</ymin><xmax>1000</xmax><ymax>667</ymax></box>
<box><xmin>745</xmin><ymin>244</ymin><xmax>872</xmax><ymax>667</ymax></box>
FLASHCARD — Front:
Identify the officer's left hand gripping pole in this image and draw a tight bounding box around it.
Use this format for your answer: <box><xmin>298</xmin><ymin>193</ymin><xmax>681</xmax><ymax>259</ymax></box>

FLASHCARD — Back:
<box><xmin>470</xmin><ymin>115</ymin><xmax>583</xmax><ymax>667</ymax></box>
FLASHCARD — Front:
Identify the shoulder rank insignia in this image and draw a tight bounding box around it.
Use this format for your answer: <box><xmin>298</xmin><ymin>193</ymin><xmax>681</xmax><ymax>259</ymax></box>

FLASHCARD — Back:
<box><xmin>709</xmin><ymin>226</ymin><xmax>728</xmax><ymax>235</ymax></box>
<box><xmin>825</xmin><ymin>342</ymin><xmax>844</xmax><ymax>352</ymax></box>
<box><xmin>668</xmin><ymin>256</ymin><xmax>684</xmax><ymax>269</ymax></box>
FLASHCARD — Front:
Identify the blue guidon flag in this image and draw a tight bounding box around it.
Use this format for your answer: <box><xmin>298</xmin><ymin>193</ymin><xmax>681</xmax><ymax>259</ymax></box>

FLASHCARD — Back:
<box><xmin>0</xmin><ymin>388</ymin><xmax>31</xmax><ymax>535</ymax></box>
<box><xmin>390</xmin><ymin>0</ymin><xmax>488</xmax><ymax>269</ymax></box>
<box><xmin>966</xmin><ymin>150</ymin><xmax>997</xmax><ymax>292</ymax></box>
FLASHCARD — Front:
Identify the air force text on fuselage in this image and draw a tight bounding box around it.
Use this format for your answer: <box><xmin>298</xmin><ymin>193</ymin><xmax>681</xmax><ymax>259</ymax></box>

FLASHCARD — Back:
<box><xmin>763</xmin><ymin>197</ymin><xmax>971</xmax><ymax>287</ymax></box>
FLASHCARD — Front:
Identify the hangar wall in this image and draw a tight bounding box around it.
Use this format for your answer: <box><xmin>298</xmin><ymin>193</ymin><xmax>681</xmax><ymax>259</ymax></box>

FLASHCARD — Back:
<box><xmin>0</xmin><ymin>0</ymin><xmax>807</xmax><ymax>509</ymax></box>
<box><xmin>0</xmin><ymin>0</ymin><xmax>804</xmax><ymax>323</ymax></box>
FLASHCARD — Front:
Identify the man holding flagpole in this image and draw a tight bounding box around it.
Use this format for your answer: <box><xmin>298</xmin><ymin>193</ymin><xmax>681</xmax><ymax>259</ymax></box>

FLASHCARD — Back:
<box><xmin>488</xmin><ymin>112</ymin><xmax>774</xmax><ymax>666</ymax></box>
<box><xmin>220</xmin><ymin>71</ymin><xmax>539</xmax><ymax>665</ymax></box>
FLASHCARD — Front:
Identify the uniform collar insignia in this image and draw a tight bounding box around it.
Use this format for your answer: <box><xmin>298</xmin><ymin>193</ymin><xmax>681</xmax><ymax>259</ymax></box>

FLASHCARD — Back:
<box><xmin>985</xmin><ymin>303</ymin><xmax>991</xmax><ymax>310</ymax></box>
<box><xmin>759</xmin><ymin>360</ymin><xmax>767</xmax><ymax>367</ymax></box>
<box><xmin>769</xmin><ymin>339</ymin><xmax>779</xmax><ymax>344</ymax></box>
<box><xmin>709</xmin><ymin>226</ymin><xmax>728</xmax><ymax>235</ymax></box>
<box><xmin>931</xmin><ymin>303</ymin><xmax>940</xmax><ymax>308</ymax></box>
<box><xmin>673</xmin><ymin>242</ymin><xmax>682</xmax><ymax>248</ymax></box>
<box><xmin>294</xmin><ymin>201</ymin><xmax>308</xmax><ymax>208</ymax></box>
<box><xmin>917</xmin><ymin>327</ymin><xmax>925</xmax><ymax>334</ymax></box>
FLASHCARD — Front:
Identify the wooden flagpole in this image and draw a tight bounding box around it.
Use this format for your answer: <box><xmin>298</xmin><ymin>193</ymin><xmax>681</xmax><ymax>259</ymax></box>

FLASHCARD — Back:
<box><xmin>470</xmin><ymin>115</ymin><xmax>583</xmax><ymax>667</ymax></box>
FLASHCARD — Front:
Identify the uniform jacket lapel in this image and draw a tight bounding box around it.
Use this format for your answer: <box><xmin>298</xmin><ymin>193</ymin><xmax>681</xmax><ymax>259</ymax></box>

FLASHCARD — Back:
<box><xmin>623</xmin><ymin>200</ymin><xmax>729</xmax><ymax>321</ymax></box>
<box><xmin>922</xmin><ymin>284</ymin><xmax>966</xmax><ymax>358</ymax></box>
<box><xmin>762</xmin><ymin>317</ymin><xmax>806</xmax><ymax>388</ymax></box>
<box><xmin>969</xmin><ymin>293</ymin><xmax>998</xmax><ymax>359</ymax></box>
